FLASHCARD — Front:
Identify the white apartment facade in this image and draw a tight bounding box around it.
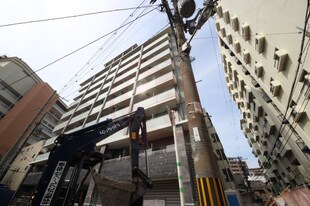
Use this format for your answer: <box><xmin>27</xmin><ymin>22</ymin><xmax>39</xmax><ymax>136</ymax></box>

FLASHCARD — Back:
<box><xmin>215</xmin><ymin>0</ymin><xmax>310</xmax><ymax>194</ymax></box>
<box><xmin>26</xmin><ymin>28</ymin><xmax>235</xmax><ymax>205</ymax></box>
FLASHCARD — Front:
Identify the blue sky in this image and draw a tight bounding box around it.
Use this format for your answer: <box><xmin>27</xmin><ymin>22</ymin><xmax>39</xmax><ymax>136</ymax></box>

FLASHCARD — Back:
<box><xmin>0</xmin><ymin>0</ymin><xmax>258</xmax><ymax>167</ymax></box>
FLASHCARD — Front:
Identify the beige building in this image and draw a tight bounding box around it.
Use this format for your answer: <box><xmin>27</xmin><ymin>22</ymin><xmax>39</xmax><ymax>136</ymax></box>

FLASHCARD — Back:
<box><xmin>0</xmin><ymin>56</ymin><xmax>66</xmax><ymax>197</ymax></box>
<box><xmin>215</xmin><ymin>0</ymin><xmax>310</xmax><ymax>194</ymax></box>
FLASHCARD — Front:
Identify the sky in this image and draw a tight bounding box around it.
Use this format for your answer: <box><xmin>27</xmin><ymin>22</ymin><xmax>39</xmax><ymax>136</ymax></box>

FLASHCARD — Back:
<box><xmin>1</xmin><ymin>0</ymin><xmax>258</xmax><ymax>168</ymax></box>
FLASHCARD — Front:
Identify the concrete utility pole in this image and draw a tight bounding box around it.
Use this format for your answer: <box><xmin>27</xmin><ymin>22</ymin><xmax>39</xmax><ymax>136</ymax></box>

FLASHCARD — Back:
<box><xmin>161</xmin><ymin>0</ymin><xmax>227</xmax><ymax>205</ymax></box>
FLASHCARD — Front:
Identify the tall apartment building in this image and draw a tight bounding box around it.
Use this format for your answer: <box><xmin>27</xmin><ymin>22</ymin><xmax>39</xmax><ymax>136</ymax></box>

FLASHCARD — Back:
<box><xmin>0</xmin><ymin>56</ymin><xmax>67</xmax><ymax>192</ymax></box>
<box><xmin>24</xmin><ymin>28</ymin><xmax>235</xmax><ymax>205</ymax></box>
<box><xmin>227</xmin><ymin>157</ymin><xmax>248</xmax><ymax>177</ymax></box>
<box><xmin>215</xmin><ymin>0</ymin><xmax>310</xmax><ymax>194</ymax></box>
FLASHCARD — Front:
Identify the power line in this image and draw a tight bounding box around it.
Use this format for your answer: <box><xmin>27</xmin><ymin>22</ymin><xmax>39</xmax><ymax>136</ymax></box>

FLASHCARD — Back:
<box><xmin>267</xmin><ymin>0</ymin><xmax>310</xmax><ymax>163</ymax></box>
<box><xmin>0</xmin><ymin>5</ymin><xmax>159</xmax><ymax>28</ymax></box>
<box><xmin>59</xmin><ymin>0</ymin><xmax>150</xmax><ymax>95</ymax></box>
<box><xmin>0</xmin><ymin>7</ymin><xmax>158</xmax><ymax>92</ymax></box>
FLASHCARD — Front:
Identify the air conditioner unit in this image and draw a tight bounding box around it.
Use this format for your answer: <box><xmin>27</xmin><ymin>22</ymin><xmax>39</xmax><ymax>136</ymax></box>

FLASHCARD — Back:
<box><xmin>220</xmin><ymin>27</ymin><xmax>226</xmax><ymax>37</ymax></box>
<box><xmin>234</xmin><ymin>41</ymin><xmax>241</xmax><ymax>53</ymax></box>
<box><xmin>216</xmin><ymin>5</ymin><xmax>223</xmax><ymax>18</ymax></box>
<box><xmin>255</xmin><ymin>34</ymin><xmax>265</xmax><ymax>54</ymax></box>
<box><xmin>223</xmin><ymin>10</ymin><xmax>230</xmax><ymax>24</ymax></box>
<box><xmin>263</xmin><ymin>94</ymin><xmax>272</xmax><ymax>103</ymax></box>
<box><xmin>231</xmin><ymin>16</ymin><xmax>239</xmax><ymax>31</ymax></box>
<box><xmin>227</xmin><ymin>33</ymin><xmax>233</xmax><ymax>45</ymax></box>
<box><xmin>242</xmin><ymin>67</ymin><xmax>249</xmax><ymax>75</ymax></box>
<box><xmin>254</xmin><ymin>62</ymin><xmax>263</xmax><ymax>78</ymax></box>
<box><xmin>243</xmin><ymin>50</ymin><xmax>250</xmax><ymax>64</ymax></box>
<box><xmin>215</xmin><ymin>22</ymin><xmax>220</xmax><ymax>31</ymax></box>
<box><xmin>241</xmin><ymin>23</ymin><xmax>250</xmax><ymax>41</ymax></box>
<box><xmin>251</xmin><ymin>79</ymin><xmax>260</xmax><ymax>88</ymax></box>
<box><xmin>291</xmin><ymin>104</ymin><xmax>305</xmax><ymax>122</ymax></box>
<box><xmin>274</xmin><ymin>49</ymin><xmax>288</xmax><ymax>71</ymax></box>
<box><xmin>270</xmin><ymin>80</ymin><xmax>281</xmax><ymax>96</ymax></box>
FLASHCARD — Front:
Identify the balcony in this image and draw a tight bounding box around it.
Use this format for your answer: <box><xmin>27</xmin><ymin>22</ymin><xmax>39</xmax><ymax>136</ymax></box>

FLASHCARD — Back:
<box><xmin>99</xmin><ymin>107</ymin><xmax>130</xmax><ymax>122</ymax></box>
<box><xmin>147</xmin><ymin>113</ymin><xmax>172</xmax><ymax>134</ymax></box>
<box><xmin>90</xmin><ymin>104</ymin><xmax>103</xmax><ymax>115</ymax></box>
<box><xmin>70</xmin><ymin>111</ymin><xmax>89</xmax><ymax>124</ymax></box>
<box><xmin>140</xmin><ymin>49</ymin><xmax>171</xmax><ymax>70</ymax></box>
<box><xmin>142</xmin><ymin>38</ymin><xmax>170</xmax><ymax>61</ymax></box>
<box><xmin>139</xmin><ymin>59</ymin><xmax>172</xmax><ymax>80</ymax></box>
<box><xmin>77</xmin><ymin>101</ymin><xmax>93</xmax><ymax>112</ymax></box>
<box><xmin>114</xmin><ymin>67</ymin><xmax>137</xmax><ymax>84</ymax></box>
<box><xmin>53</xmin><ymin>121</ymin><xmax>68</xmax><ymax>134</ymax></box>
<box><xmin>110</xmin><ymin>78</ymin><xmax>135</xmax><ymax>96</ymax></box>
<box><xmin>135</xmin><ymin>72</ymin><xmax>176</xmax><ymax>96</ymax></box>
<box><xmin>144</xmin><ymin>33</ymin><xmax>169</xmax><ymax>52</ymax></box>
<box><xmin>133</xmin><ymin>88</ymin><xmax>179</xmax><ymax>116</ymax></box>
<box><xmin>120</xmin><ymin>52</ymin><xmax>140</xmax><ymax>67</ymax></box>
<box><xmin>117</xmin><ymin>59</ymin><xmax>138</xmax><ymax>77</ymax></box>
<box><xmin>87</xmin><ymin>78</ymin><xmax>102</xmax><ymax>91</ymax></box>
<box><xmin>44</xmin><ymin>136</ymin><xmax>57</xmax><ymax>148</ymax></box>
<box><xmin>105</xmin><ymin>90</ymin><xmax>132</xmax><ymax>109</ymax></box>
<box><xmin>97</xmin><ymin>91</ymin><xmax>108</xmax><ymax>102</ymax></box>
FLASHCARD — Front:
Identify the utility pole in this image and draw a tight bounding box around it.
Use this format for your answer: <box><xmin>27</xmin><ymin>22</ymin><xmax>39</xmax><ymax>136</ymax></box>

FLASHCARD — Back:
<box><xmin>160</xmin><ymin>0</ymin><xmax>227</xmax><ymax>205</ymax></box>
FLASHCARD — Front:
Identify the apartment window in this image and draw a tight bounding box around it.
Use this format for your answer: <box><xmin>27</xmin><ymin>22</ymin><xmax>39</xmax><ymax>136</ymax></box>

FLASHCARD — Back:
<box><xmin>0</xmin><ymin>81</ymin><xmax>20</xmax><ymax>101</ymax></box>
<box><xmin>0</xmin><ymin>100</ymin><xmax>10</xmax><ymax>110</ymax></box>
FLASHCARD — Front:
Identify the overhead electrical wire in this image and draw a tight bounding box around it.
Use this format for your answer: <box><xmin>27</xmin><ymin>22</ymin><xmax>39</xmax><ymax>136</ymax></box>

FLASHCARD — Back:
<box><xmin>207</xmin><ymin>20</ymin><xmax>241</xmax><ymax>158</ymax></box>
<box><xmin>0</xmin><ymin>4</ymin><xmax>159</xmax><ymax>28</ymax></box>
<box><xmin>59</xmin><ymin>0</ymin><xmax>155</xmax><ymax>99</ymax></box>
<box><xmin>0</xmin><ymin>7</ymin><xmax>158</xmax><ymax>92</ymax></box>
<box><xmin>59</xmin><ymin>0</ymin><xmax>150</xmax><ymax>96</ymax></box>
<box><xmin>267</xmin><ymin>0</ymin><xmax>310</xmax><ymax>163</ymax></box>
